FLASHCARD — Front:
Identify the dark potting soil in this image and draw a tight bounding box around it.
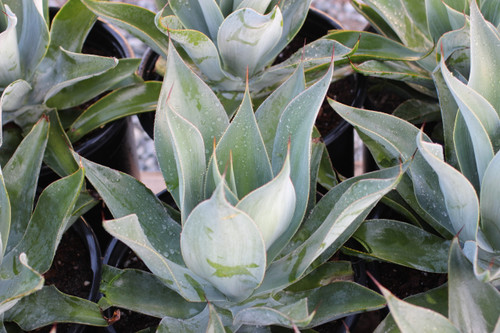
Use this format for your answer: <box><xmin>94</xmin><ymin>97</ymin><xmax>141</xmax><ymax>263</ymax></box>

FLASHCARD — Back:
<box><xmin>29</xmin><ymin>227</ymin><xmax>93</xmax><ymax>333</ymax></box>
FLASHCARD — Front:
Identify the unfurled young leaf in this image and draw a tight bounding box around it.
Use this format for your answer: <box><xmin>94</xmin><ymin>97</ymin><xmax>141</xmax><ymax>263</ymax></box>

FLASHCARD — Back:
<box><xmin>181</xmin><ymin>183</ymin><xmax>266</xmax><ymax>302</ymax></box>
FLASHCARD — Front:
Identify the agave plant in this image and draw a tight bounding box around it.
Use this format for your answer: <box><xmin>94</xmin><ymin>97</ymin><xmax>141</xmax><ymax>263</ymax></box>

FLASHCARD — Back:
<box><xmin>76</xmin><ymin>41</ymin><xmax>408</xmax><ymax>332</ymax></box>
<box><xmin>0</xmin><ymin>116</ymin><xmax>107</xmax><ymax>330</ymax></box>
<box><xmin>326</xmin><ymin>0</ymin><xmax>500</xmax><ymax>134</ymax></box>
<box><xmin>81</xmin><ymin>0</ymin><xmax>359</xmax><ymax>112</ymax></box>
<box><xmin>0</xmin><ymin>0</ymin><xmax>159</xmax><ymax>176</ymax></box>
<box><xmin>329</xmin><ymin>1</ymin><xmax>500</xmax><ymax>330</ymax></box>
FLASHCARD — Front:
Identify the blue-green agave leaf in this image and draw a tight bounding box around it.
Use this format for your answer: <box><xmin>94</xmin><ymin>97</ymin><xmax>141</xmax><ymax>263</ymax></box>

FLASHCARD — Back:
<box><xmin>181</xmin><ymin>183</ymin><xmax>266</xmax><ymax>302</ymax></box>
<box><xmin>156</xmin><ymin>305</ymin><xmax>214</xmax><ymax>333</ymax></box>
<box><xmin>479</xmin><ymin>151</ymin><xmax>500</xmax><ymax>249</ymax></box>
<box><xmin>2</xmin><ymin>168</ymin><xmax>84</xmax><ymax>274</ymax></box>
<box><xmin>374</xmin><ymin>284</ymin><xmax>449</xmax><ymax>333</ymax></box>
<box><xmin>233</xmin><ymin>298</ymin><xmax>314</xmax><ymax>328</ymax></box>
<box><xmin>156</xmin><ymin>15</ymin><xmax>227</xmax><ymax>85</ymax></box>
<box><xmin>104</xmin><ymin>214</ymin><xmax>226</xmax><ymax>302</ymax></box>
<box><xmin>267</xmin><ymin>59</ymin><xmax>334</xmax><ymax>262</ymax></box>
<box><xmin>375</xmin><ymin>279</ymin><xmax>459</xmax><ymax>333</ymax></box>
<box><xmin>81</xmin><ymin>0</ymin><xmax>169</xmax><ymax>58</ymax></box>
<box><xmin>350</xmin><ymin>219</ymin><xmax>450</xmax><ymax>273</ymax></box>
<box><xmin>425</xmin><ymin>0</ymin><xmax>467</xmax><ymax>43</ymax></box>
<box><xmin>5</xmin><ymin>285</ymin><xmax>106</xmax><ymax>330</ymax></box>
<box><xmin>256</xmin><ymin>62</ymin><xmax>306</xmax><ymax>157</ymax></box>
<box><xmin>218</xmin><ymin>7</ymin><xmax>282</xmax><ymax>78</ymax></box>
<box><xmin>236</xmin><ymin>151</ymin><xmax>295</xmax><ymax>250</ymax></box>
<box><xmin>0</xmin><ymin>253</ymin><xmax>43</xmax><ymax>316</ymax></box>
<box><xmin>448</xmin><ymin>238</ymin><xmax>500</xmax><ymax>332</ymax></box>
<box><xmin>0</xmin><ymin>5</ymin><xmax>21</xmax><ymax>86</ymax></box>
<box><xmin>440</xmin><ymin>54</ymin><xmax>499</xmax><ymax>182</ymax></box>
<box><xmin>169</xmin><ymin>0</ymin><xmax>224</xmax><ymax>43</ymax></box>
<box><xmin>99</xmin><ymin>265</ymin><xmax>205</xmax><ymax>319</ymax></box>
<box><xmin>67</xmin><ymin>81</ymin><xmax>161</xmax><ymax>143</ymax></box>
<box><xmin>0</xmin><ymin>167</ymin><xmax>10</xmax><ymax>261</ymax></box>
<box><xmin>3</xmin><ymin>117</ymin><xmax>48</xmax><ymax>252</ymax></box>
<box><xmin>4</xmin><ymin>0</ymin><xmax>49</xmax><ymax>80</ymax></box>
<box><xmin>155</xmin><ymin>40</ymin><xmax>228</xmax><ymax>206</ymax></box>
<box><xmin>468</xmin><ymin>0</ymin><xmax>500</xmax><ymax>113</ymax></box>
<box><xmin>257</xmin><ymin>164</ymin><xmax>404</xmax><ymax>294</ymax></box>
<box><xmin>214</xmin><ymin>89</ymin><xmax>272</xmax><ymax>198</ymax></box>
<box><xmin>79</xmin><ymin>155</ymin><xmax>183</xmax><ymax>264</ymax></box>
<box><xmin>46</xmin><ymin>58</ymin><xmax>142</xmax><ymax>110</ymax></box>
<box><xmin>416</xmin><ymin>132</ymin><xmax>479</xmax><ymax>242</ymax></box>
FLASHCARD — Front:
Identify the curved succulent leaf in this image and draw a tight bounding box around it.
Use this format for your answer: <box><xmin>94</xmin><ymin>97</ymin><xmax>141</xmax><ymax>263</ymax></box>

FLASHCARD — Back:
<box><xmin>326</xmin><ymin>30</ymin><xmax>430</xmax><ymax>62</ymax></box>
<box><xmin>468</xmin><ymin>0</ymin><xmax>500</xmax><ymax>113</ymax></box>
<box><xmin>359</xmin><ymin>0</ymin><xmax>433</xmax><ymax>52</ymax></box>
<box><xmin>233</xmin><ymin>0</ymin><xmax>273</xmax><ymax>13</ymax></box>
<box><xmin>67</xmin><ymin>81</ymin><xmax>161</xmax><ymax>143</ymax></box>
<box><xmin>217</xmin><ymin>7</ymin><xmax>283</xmax><ymax>78</ymax></box>
<box><xmin>5</xmin><ymin>285</ymin><xmax>107</xmax><ymax>330</ymax></box>
<box><xmin>156</xmin><ymin>15</ymin><xmax>228</xmax><ymax>85</ymax></box>
<box><xmin>426</xmin><ymin>0</ymin><xmax>467</xmax><ymax>43</ymax></box>
<box><xmin>46</xmin><ymin>58</ymin><xmax>142</xmax><ymax>110</ymax></box>
<box><xmin>1</xmin><ymin>80</ymin><xmax>31</xmax><ymax>115</ymax></box>
<box><xmin>266</xmin><ymin>0</ymin><xmax>312</xmax><ymax>62</ymax></box>
<box><xmin>234</xmin><ymin>298</ymin><xmax>314</xmax><ymax>329</ymax></box>
<box><xmin>44</xmin><ymin>109</ymin><xmax>78</xmax><ymax>177</ymax></box>
<box><xmin>79</xmin><ymin>155</ymin><xmax>183</xmax><ymax>262</ymax></box>
<box><xmin>350</xmin><ymin>219</ymin><xmax>450</xmax><ymax>273</ymax></box>
<box><xmin>256</xmin><ymin>62</ymin><xmax>306</xmax><ymax>157</ymax></box>
<box><xmin>155</xmin><ymin>41</ymin><xmax>228</xmax><ymax>206</ymax></box>
<box><xmin>214</xmin><ymin>89</ymin><xmax>272</xmax><ymax>198</ymax></box>
<box><xmin>81</xmin><ymin>0</ymin><xmax>169</xmax><ymax>58</ymax></box>
<box><xmin>267</xmin><ymin>59</ymin><xmax>333</xmax><ymax>261</ymax></box>
<box><xmin>181</xmin><ymin>183</ymin><xmax>266</xmax><ymax>302</ymax></box>
<box><xmin>3</xmin><ymin>117</ymin><xmax>48</xmax><ymax>252</ymax></box>
<box><xmin>165</xmin><ymin>104</ymin><xmax>206</xmax><ymax>222</ymax></box>
<box><xmin>479</xmin><ymin>151</ymin><xmax>500</xmax><ymax>250</ymax></box>
<box><xmin>39</xmin><ymin>49</ymin><xmax>118</xmax><ymax>104</ymax></box>
<box><xmin>170</xmin><ymin>0</ymin><xmax>224</xmax><ymax>42</ymax></box>
<box><xmin>99</xmin><ymin>265</ymin><xmax>205</xmax><ymax>319</ymax></box>
<box><xmin>257</xmin><ymin>164</ymin><xmax>405</xmax><ymax>295</ymax></box>
<box><xmin>416</xmin><ymin>132</ymin><xmax>479</xmax><ymax>242</ymax></box>
<box><xmin>375</xmin><ymin>279</ymin><xmax>459</xmax><ymax>333</ymax></box>
<box><xmin>156</xmin><ymin>305</ymin><xmax>229</xmax><ymax>333</ymax></box>
<box><xmin>278</xmin><ymin>281</ymin><xmax>386</xmax><ymax>328</ymax></box>
<box><xmin>374</xmin><ymin>284</ymin><xmax>449</xmax><ymax>333</ymax></box>
<box><xmin>448</xmin><ymin>238</ymin><xmax>500</xmax><ymax>332</ymax></box>
<box><xmin>440</xmin><ymin>56</ymin><xmax>499</xmax><ymax>182</ymax></box>
<box><xmin>236</xmin><ymin>152</ymin><xmax>295</xmax><ymax>250</ymax></box>
<box><xmin>104</xmin><ymin>214</ymin><xmax>226</xmax><ymax>302</ymax></box>
<box><xmin>46</xmin><ymin>0</ymin><xmax>95</xmax><ymax>54</ymax></box>
<box><xmin>0</xmin><ymin>253</ymin><xmax>43</xmax><ymax>316</ymax></box>
<box><xmin>205</xmin><ymin>148</ymin><xmax>239</xmax><ymax>205</ymax></box>
<box><xmin>0</xmin><ymin>6</ymin><xmax>21</xmax><ymax>86</ymax></box>
<box><xmin>2</xmin><ymin>167</ymin><xmax>84</xmax><ymax>274</ymax></box>
<box><xmin>0</xmin><ymin>168</ymin><xmax>9</xmax><ymax>261</ymax></box>
<box><xmin>3</xmin><ymin>0</ymin><xmax>48</xmax><ymax>80</ymax></box>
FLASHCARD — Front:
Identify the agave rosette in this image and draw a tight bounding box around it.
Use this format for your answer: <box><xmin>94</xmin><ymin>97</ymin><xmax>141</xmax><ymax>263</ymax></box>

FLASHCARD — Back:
<box><xmin>78</xmin><ymin>41</ymin><xmax>407</xmax><ymax>331</ymax></box>
<box><xmin>0</xmin><ymin>0</ymin><xmax>158</xmax><ymax>176</ymax></box>
<box><xmin>0</xmin><ymin>116</ymin><xmax>106</xmax><ymax>329</ymax></box>
<box><xmin>81</xmin><ymin>0</ymin><xmax>359</xmax><ymax>112</ymax></box>
<box><xmin>329</xmin><ymin>1</ymin><xmax>500</xmax><ymax>331</ymax></box>
<box><xmin>325</xmin><ymin>0</ymin><xmax>500</xmax><ymax>127</ymax></box>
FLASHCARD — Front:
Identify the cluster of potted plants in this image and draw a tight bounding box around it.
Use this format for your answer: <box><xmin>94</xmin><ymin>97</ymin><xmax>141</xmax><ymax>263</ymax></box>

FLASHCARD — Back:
<box><xmin>0</xmin><ymin>0</ymin><xmax>498</xmax><ymax>332</ymax></box>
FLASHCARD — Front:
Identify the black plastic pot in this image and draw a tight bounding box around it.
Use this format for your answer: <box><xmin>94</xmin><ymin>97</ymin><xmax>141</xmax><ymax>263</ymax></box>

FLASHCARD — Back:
<box><xmin>137</xmin><ymin>8</ymin><xmax>365</xmax><ymax>178</ymax></box>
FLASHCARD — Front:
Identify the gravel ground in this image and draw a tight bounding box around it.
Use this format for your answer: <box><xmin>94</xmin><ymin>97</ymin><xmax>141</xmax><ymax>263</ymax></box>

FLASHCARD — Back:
<box><xmin>48</xmin><ymin>0</ymin><xmax>367</xmax><ymax>172</ymax></box>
